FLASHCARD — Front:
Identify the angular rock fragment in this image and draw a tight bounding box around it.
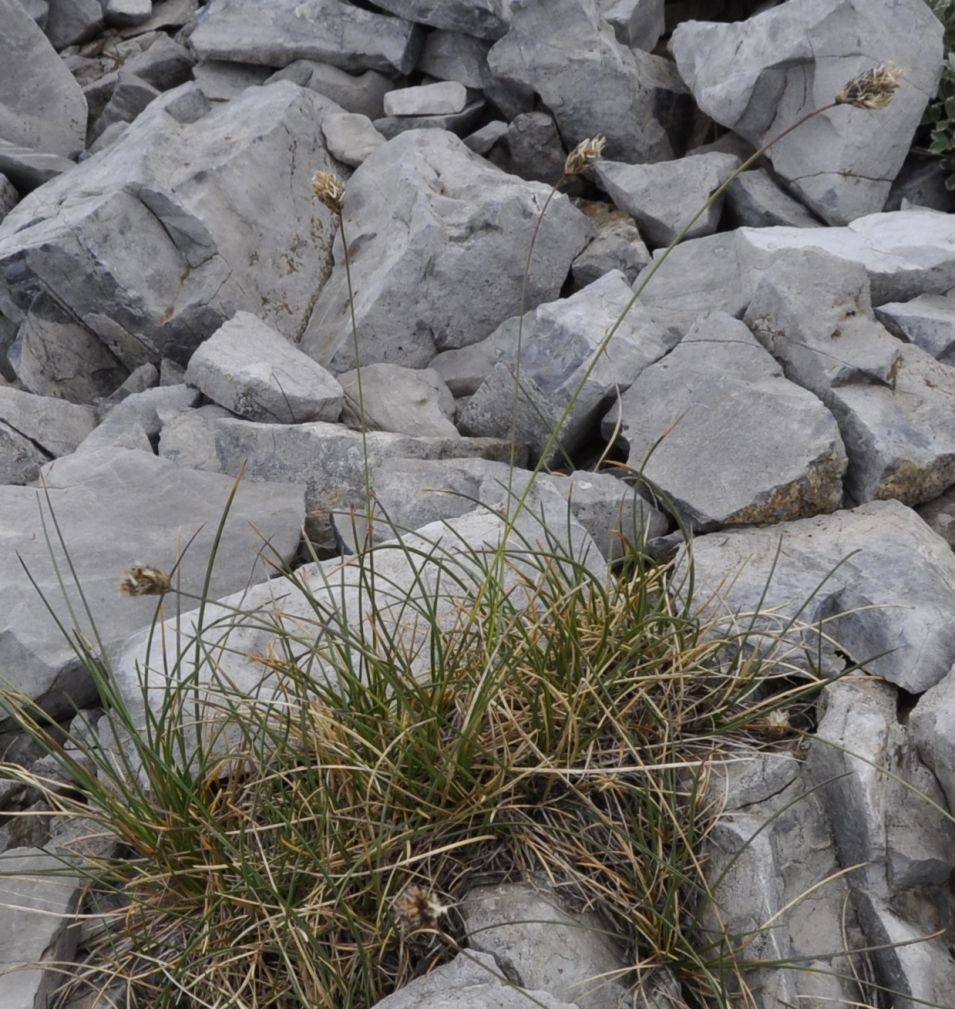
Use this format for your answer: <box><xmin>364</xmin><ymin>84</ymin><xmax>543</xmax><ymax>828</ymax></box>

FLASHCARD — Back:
<box><xmin>338</xmin><ymin>363</ymin><xmax>456</xmax><ymax>438</ymax></box>
<box><xmin>726</xmin><ymin>168</ymin><xmax>822</xmax><ymax>229</ymax></box>
<box><xmin>571</xmin><ymin>203</ymin><xmax>649</xmax><ymax>289</ymax></box>
<box><xmin>89</xmin><ymin>71</ymin><xmax>161</xmax><ymax>143</ymax></box>
<box><xmin>417</xmin><ymin>29</ymin><xmax>490</xmax><ymax>89</ymax></box>
<box><xmin>0</xmin><ymin>447</ymin><xmax>305</xmax><ymax>720</ymax></box>
<box><xmin>597</xmin><ymin>0</ymin><xmax>664</xmax><ymax>52</ymax></box>
<box><xmin>266</xmin><ymin>61</ymin><xmax>392</xmax><ymax>119</ymax></box>
<box><xmin>911</xmin><ymin>667</ymin><xmax>955</xmax><ymax>815</ymax></box>
<box><xmin>192</xmin><ymin>60</ymin><xmax>271</xmax><ymax>101</ymax></box>
<box><xmin>916</xmin><ymin>488</ymin><xmax>955</xmax><ymax>549</ymax></box>
<box><xmin>875</xmin><ymin>293</ymin><xmax>955</xmax><ymax>364</ymax></box>
<box><xmin>0</xmin><ymin>140</ymin><xmax>76</xmax><ymax>192</ymax></box>
<box><xmin>185</xmin><ymin>312</ymin><xmax>343</xmax><ymax>424</ymax></box>
<box><xmin>0</xmin><ymin>81</ymin><xmax>345</xmax><ymax>388</ymax></box>
<box><xmin>487</xmin><ymin>111</ymin><xmax>566</xmax><ymax>183</ymax></box>
<box><xmin>678</xmin><ymin>499</ymin><xmax>955</xmax><ymax>693</ymax></box>
<box><xmin>0</xmin><ymin>0</ymin><xmax>87</xmax><ymax>157</ymax></box>
<box><xmin>191</xmin><ymin>0</ymin><xmax>422</xmax><ymax>75</ymax></box>
<box><xmin>44</xmin><ymin>0</ymin><xmax>103</xmax><ymax>48</ymax></box>
<box><xmin>302</xmin><ymin>129</ymin><xmax>591</xmax><ymax>369</ymax></box>
<box><xmin>321</xmin><ymin>113</ymin><xmax>385</xmax><ymax>167</ymax></box>
<box><xmin>608</xmin><ymin>311</ymin><xmax>846</xmax><ymax>530</ymax></box>
<box><xmin>746</xmin><ymin>249</ymin><xmax>955</xmax><ymax>505</ymax></box>
<box><xmin>0</xmin><ymin>386</ymin><xmax>95</xmax><ymax>458</ymax></box>
<box><xmin>671</xmin><ymin>0</ymin><xmax>943</xmax><ymax>224</ymax></box>
<box><xmin>104</xmin><ymin>0</ymin><xmax>152</xmax><ymax>27</ymax></box>
<box><xmin>487</xmin><ymin>0</ymin><xmax>690</xmax><ymax>163</ymax></box>
<box><xmin>0</xmin><ymin>173</ymin><xmax>17</xmax><ymax>224</ymax></box>
<box><xmin>373</xmin><ymin>101</ymin><xmax>485</xmax><ymax>140</ymax></box>
<box><xmin>594</xmin><ymin>152</ymin><xmax>740</xmax><ymax>246</ymax></box>
<box><xmin>458</xmin><ymin>271</ymin><xmax>678</xmax><ymax>465</ymax></box>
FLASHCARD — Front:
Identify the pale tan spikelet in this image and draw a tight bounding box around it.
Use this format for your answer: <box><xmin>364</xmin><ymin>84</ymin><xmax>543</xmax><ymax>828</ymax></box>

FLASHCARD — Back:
<box><xmin>835</xmin><ymin>62</ymin><xmax>903</xmax><ymax>110</ymax></box>
<box><xmin>393</xmin><ymin>883</ymin><xmax>449</xmax><ymax>934</ymax></box>
<box><xmin>312</xmin><ymin>170</ymin><xmax>346</xmax><ymax>213</ymax></box>
<box><xmin>564</xmin><ymin>135</ymin><xmax>607</xmax><ymax>177</ymax></box>
<box><xmin>120</xmin><ymin>564</ymin><xmax>172</xmax><ymax>597</ymax></box>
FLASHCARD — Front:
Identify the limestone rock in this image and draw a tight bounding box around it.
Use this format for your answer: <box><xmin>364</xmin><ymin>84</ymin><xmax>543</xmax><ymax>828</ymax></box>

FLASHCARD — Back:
<box><xmin>678</xmin><ymin>499</ymin><xmax>955</xmax><ymax>693</ymax></box>
<box><xmin>597</xmin><ymin>0</ymin><xmax>664</xmax><ymax>51</ymax></box>
<box><xmin>0</xmin><ymin>447</ymin><xmax>304</xmax><ymax>720</ymax></box>
<box><xmin>44</xmin><ymin>0</ymin><xmax>102</xmax><ymax>48</ymax></box>
<box><xmin>0</xmin><ymin>386</ymin><xmax>96</xmax><ymax>458</ymax></box>
<box><xmin>746</xmin><ymin>249</ymin><xmax>955</xmax><ymax>505</ymax></box>
<box><xmin>418</xmin><ymin>29</ymin><xmax>490</xmax><ymax>90</ymax></box>
<box><xmin>373</xmin><ymin>100</ymin><xmax>485</xmax><ymax>140</ymax></box>
<box><xmin>458</xmin><ymin>270</ymin><xmax>679</xmax><ymax>465</ymax></box>
<box><xmin>185</xmin><ymin>312</ymin><xmax>343</xmax><ymax>424</ymax></box>
<box><xmin>302</xmin><ymin>129</ymin><xmax>591</xmax><ymax>370</ymax></box>
<box><xmin>875</xmin><ymin>293</ymin><xmax>955</xmax><ymax>364</ymax></box>
<box><xmin>487</xmin><ymin>111</ymin><xmax>566</xmax><ymax>183</ymax></box>
<box><xmin>104</xmin><ymin>0</ymin><xmax>152</xmax><ymax>27</ymax></box>
<box><xmin>338</xmin><ymin>363</ymin><xmax>457</xmax><ymax>438</ymax></box>
<box><xmin>383</xmin><ymin>81</ymin><xmax>467</xmax><ymax>117</ymax></box>
<box><xmin>608</xmin><ymin>311</ymin><xmax>846</xmax><ymax>530</ymax></box>
<box><xmin>0</xmin><ymin>140</ymin><xmax>76</xmax><ymax>193</ymax></box>
<box><xmin>192</xmin><ymin>60</ymin><xmax>271</xmax><ymax>102</ymax></box>
<box><xmin>571</xmin><ymin>203</ymin><xmax>650</xmax><ymax>289</ymax></box>
<box><xmin>487</xmin><ymin>0</ymin><xmax>690</xmax><ymax>163</ymax></box>
<box><xmin>369</xmin><ymin>0</ymin><xmax>509</xmax><ymax>39</ymax></box>
<box><xmin>266</xmin><ymin>61</ymin><xmax>392</xmax><ymax>119</ymax></box>
<box><xmin>725</xmin><ymin>168</ymin><xmax>822</xmax><ymax>229</ymax></box>
<box><xmin>462</xmin><ymin>881</ymin><xmax>630</xmax><ymax>1009</ymax></box>
<box><xmin>671</xmin><ymin>0</ymin><xmax>943</xmax><ymax>224</ymax></box>
<box><xmin>190</xmin><ymin>0</ymin><xmax>422</xmax><ymax>75</ymax></box>
<box><xmin>321</xmin><ymin>113</ymin><xmax>385</xmax><ymax>167</ymax></box>
<box><xmin>0</xmin><ymin>81</ymin><xmax>345</xmax><ymax>388</ymax></box>
<box><xmin>595</xmin><ymin>152</ymin><xmax>740</xmax><ymax>247</ymax></box>
<box><xmin>0</xmin><ymin>0</ymin><xmax>87</xmax><ymax>157</ymax></box>
<box><xmin>0</xmin><ymin>174</ymin><xmax>17</xmax><ymax>223</ymax></box>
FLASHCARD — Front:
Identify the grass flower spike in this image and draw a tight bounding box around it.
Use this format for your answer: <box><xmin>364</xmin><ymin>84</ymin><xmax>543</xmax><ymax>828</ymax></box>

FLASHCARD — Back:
<box><xmin>563</xmin><ymin>134</ymin><xmax>607</xmax><ymax>177</ymax></box>
<box><xmin>393</xmin><ymin>884</ymin><xmax>449</xmax><ymax>934</ymax></box>
<box><xmin>312</xmin><ymin>170</ymin><xmax>346</xmax><ymax>214</ymax></box>
<box><xmin>119</xmin><ymin>564</ymin><xmax>172</xmax><ymax>597</ymax></box>
<box><xmin>835</xmin><ymin>61</ymin><xmax>904</xmax><ymax>109</ymax></box>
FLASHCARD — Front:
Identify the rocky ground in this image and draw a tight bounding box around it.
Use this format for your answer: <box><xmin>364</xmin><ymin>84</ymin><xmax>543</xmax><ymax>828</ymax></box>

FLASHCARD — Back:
<box><xmin>2</xmin><ymin>0</ymin><xmax>955</xmax><ymax>1007</ymax></box>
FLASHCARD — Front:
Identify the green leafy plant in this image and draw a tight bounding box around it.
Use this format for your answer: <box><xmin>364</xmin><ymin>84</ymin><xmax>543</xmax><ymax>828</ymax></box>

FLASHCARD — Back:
<box><xmin>924</xmin><ymin>0</ymin><xmax>955</xmax><ymax>188</ymax></box>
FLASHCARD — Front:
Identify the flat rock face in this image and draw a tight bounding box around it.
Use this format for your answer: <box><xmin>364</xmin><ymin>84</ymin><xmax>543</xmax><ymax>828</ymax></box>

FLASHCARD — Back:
<box><xmin>609</xmin><ymin>311</ymin><xmax>846</xmax><ymax>531</ymax></box>
<box><xmin>458</xmin><ymin>270</ymin><xmax>679</xmax><ymax>465</ymax></box>
<box><xmin>0</xmin><ymin>0</ymin><xmax>87</xmax><ymax>157</ymax></box>
<box><xmin>487</xmin><ymin>0</ymin><xmax>690</xmax><ymax>163</ymax></box>
<box><xmin>301</xmin><ymin>129</ymin><xmax>591</xmax><ymax>370</ymax></box>
<box><xmin>338</xmin><ymin>363</ymin><xmax>457</xmax><ymax>438</ymax></box>
<box><xmin>190</xmin><ymin>0</ymin><xmax>422</xmax><ymax>74</ymax></box>
<box><xmin>679</xmin><ymin>500</ymin><xmax>955</xmax><ymax>693</ymax></box>
<box><xmin>370</xmin><ymin>0</ymin><xmax>510</xmax><ymax>39</ymax></box>
<box><xmin>876</xmin><ymin>293</ymin><xmax>955</xmax><ymax>364</ymax></box>
<box><xmin>671</xmin><ymin>0</ymin><xmax>942</xmax><ymax>225</ymax></box>
<box><xmin>0</xmin><ymin>82</ymin><xmax>343</xmax><ymax>391</ymax></box>
<box><xmin>0</xmin><ymin>447</ymin><xmax>305</xmax><ymax>719</ymax></box>
<box><xmin>594</xmin><ymin>152</ymin><xmax>741</xmax><ymax>247</ymax></box>
<box><xmin>185</xmin><ymin>312</ymin><xmax>344</xmax><ymax>424</ymax></box>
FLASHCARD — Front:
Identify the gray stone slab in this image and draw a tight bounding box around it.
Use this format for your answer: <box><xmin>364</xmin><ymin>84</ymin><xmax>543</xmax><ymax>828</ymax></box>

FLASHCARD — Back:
<box><xmin>597</xmin><ymin>0</ymin><xmax>663</xmax><ymax>51</ymax></box>
<box><xmin>0</xmin><ymin>848</ymin><xmax>79</xmax><ymax>1009</ymax></box>
<box><xmin>571</xmin><ymin>202</ymin><xmax>649</xmax><ymax>289</ymax></box>
<box><xmin>383</xmin><ymin>81</ymin><xmax>467</xmax><ymax>117</ymax></box>
<box><xmin>608</xmin><ymin>311</ymin><xmax>846</xmax><ymax>531</ymax></box>
<box><xmin>44</xmin><ymin>0</ymin><xmax>102</xmax><ymax>48</ymax></box>
<box><xmin>671</xmin><ymin>0</ymin><xmax>942</xmax><ymax>225</ymax></box>
<box><xmin>75</xmin><ymin>382</ymin><xmax>198</xmax><ymax>454</ymax></box>
<box><xmin>338</xmin><ymin>363</ymin><xmax>456</xmax><ymax>438</ymax></box>
<box><xmin>595</xmin><ymin>152</ymin><xmax>740</xmax><ymax>247</ymax></box>
<box><xmin>677</xmin><ymin>499</ymin><xmax>955</xmax><ymax>693</ymax></box>
<box><xmin>190</xmin><ymin>0</ymin><xmax>422</xmax><ymax>75</ymax></box>
<box><xmin>104</xmin><ymin>0</ymin><xmax>152</xmax><ymax>27</ymax></box>
<box><xmin>185</xmin><ymin>312</ymin><xmax>343</xmax><ymax>424</ymax></box>
<box><xmin>912</xmin><ymin>666</ymin><xmax>955</xmax><ymax>816</ymax></box>
<box><xmin>876</xmin><ymin>293</ymin><xmax>955</xmax><ymax>364</ymax></box>
<box><xmin>373</xmin><ymin>100</ymin><xmax>485</xmax><ymax>140</ymax></box>
<box><xmin>192</xmin><ymin>60</ymin><xmax>271</xmax><ymax>102</ymax></box>
<box><xmin>116</xmin><ymin>0</ymin><xmax>196</xmax><ymax>37</ymax></box>
<box><xmin>418</xmin><ymin>29</ymin><xmax>490</xmax><ymax>90</ymax></box>
<box><xmin>0</xmin><ymin>81</ymin><xmax>345</xmax><ymax>383</ymax></box>
<box><xmin>0</xmin><ymin>386</ymin><xmax>96</xmax><ymax>457</ymax></box>
<box><xmin>0</xmin><ymin>174</ymin><xmax>16</xmax><ymax>223</ymax></box>
<box><xmin>458</xmin><ymin>270</ymin><xmax>679</xmax><ymax>465</ymax></box>
<box><xmin>726</xmin><ymin>168</ymin><xmax>822</xmax><ymax>229</ymax></box>
<box><xmin>0</xmin><ymin>447</ymin><xmax>305</xmax><ymax>719</ymax></box>
<box><xmin>487</xmin><ymin>0</ymin><xmax>689</xmax><ymax>163</ymax></box>
<box><xmin>302</xmin><ymin>129</ymin><xmax>591</xmax><ymax>370</ymax></box>
<box><xmin>0</xmin><ymin>141</ymin><xmax>75</xmax><ymax>193</ymax></box>
<box><xmin>487</xmin><ymin>111</ymin><xmax>566</xmax><ymax>183</ymax></box>
<box><xmin>0</xmin><ymin>0</ymin><xmax>87</xmax><ymax>157</ymax></box>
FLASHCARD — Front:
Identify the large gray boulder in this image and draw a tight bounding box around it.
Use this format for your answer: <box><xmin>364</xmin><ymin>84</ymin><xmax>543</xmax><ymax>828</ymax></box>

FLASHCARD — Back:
<box><xmin>190</xmin><ymin>0</ymin><xmax>421</xmax><ymax>74</ymax></box>
<box><xmin>0</xmin><ymin>0</ymin><xmax>87</xmax><ymax>157</ymax></box>
<box><xmin>0</xmin><ymin>447</ymin><xmax>305</xmax><ymax>721</ymax></box>
<box><xmin>678</xmin><ymin>499</ymin><xmax>955</xmax><ymax>693</ymax></box>
<box><xmin>457</xmin><ymin>270</ymin><xmax>678</xmax><ymax>465</ymax></box>
<box><xmin>746</xmin><ymin>249</ymin><xmax>955</xmax><ymax>505</ymax></box>
<box><xmin>608</xmin><ymin>311</ymin><xmax>846</xmax><ymax>530</ymax></box>
<box><xmin>487</xmin><ymin>0</ymin><xmax>690</xmax><ymax>163</ymax></box>
<box><xmin>370</xmin><ymin>0</ymin><xmax>509</xmax><ymax>39</ymax></box>
<box><xmin>301</xmin><ymin>129</ymin><xmax>591</xmax><ymax>370</ymax></box>
<box><xmin>185</xmin><ymin>312</ymin><xmax>343</xmax><ymax>424</ymax></box>
<box><xmin>0</xmin><ymin>81</ymin><xmax>345</xmax><ymax>392</ymax></box>
<box><xmin>671</xmin><ymin>0</ymin><xmax>943</xmax><ymax>225</ymax></box>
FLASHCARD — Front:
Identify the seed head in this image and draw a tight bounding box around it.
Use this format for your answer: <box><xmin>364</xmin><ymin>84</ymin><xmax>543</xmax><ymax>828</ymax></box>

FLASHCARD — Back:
<box><xmin>120</xmin><ymin>564</ymin><xmax>172</xmax><ymax>597</ymax></box>
<box><xmin>312</xmin><ymin>170</ymin><xmax>346</xmax><ymax>213</ymax></box>
<box><xmin>564</xmin><ymin>135</ymin><xmax>607</xmax><ymax>177</ymax></box>
<box><xmin>393</xmin><ymin>884</ymin><xmax>449</xmax><ymax>934</ymax></box>
<box><xmin>763</xmin><ymin>708</ymin><xmax>791</xmax><ymax>738</ymax></box>
<box><xmin>835</xmin><ymin>62</ymin><xmax>903</xmax><ymax>110</ymax></box>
